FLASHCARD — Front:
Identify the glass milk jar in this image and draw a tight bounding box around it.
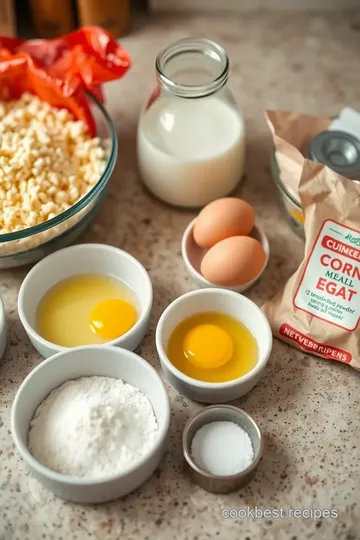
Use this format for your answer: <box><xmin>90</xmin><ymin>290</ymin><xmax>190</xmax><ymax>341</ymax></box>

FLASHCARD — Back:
<box><xmin>137</xmin><ymin>38</ymin><xmax>246</xmax><ymax>208</ymax></box>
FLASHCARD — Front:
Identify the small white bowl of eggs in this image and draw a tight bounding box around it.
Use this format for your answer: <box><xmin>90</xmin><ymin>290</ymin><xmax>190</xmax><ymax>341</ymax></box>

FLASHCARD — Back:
<box><xmin>18</xmin><ymin>244</ymin><xmax>153</xmax><ymax>358</ymax></box>
<box><xmin>156</xmin><ymin>288</ymin><xmax>273</xmax><ymax>403</ymax></box>
<box><xmin>182</xmin><ymin>198</ymin><xmax>269</xmax><ymax>292</ymax></box>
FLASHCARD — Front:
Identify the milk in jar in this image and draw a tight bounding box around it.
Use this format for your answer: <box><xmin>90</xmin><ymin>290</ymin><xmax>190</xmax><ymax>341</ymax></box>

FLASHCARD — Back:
<box><xmin>137</xmin><ymin>38</ymin><xmax>246</xmax><ymax>208</ymax></box>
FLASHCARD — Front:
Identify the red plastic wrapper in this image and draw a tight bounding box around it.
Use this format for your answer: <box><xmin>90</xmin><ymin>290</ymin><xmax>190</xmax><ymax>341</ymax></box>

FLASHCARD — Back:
<box><xmin>0</xmin><ymin>27</ymin><xmax>131</xmax><ymax>134</ymax></box>
<box><xmin>0</xmin><ymin>52</ymin><xmax>96</xmax><ymax>133</ymax></box>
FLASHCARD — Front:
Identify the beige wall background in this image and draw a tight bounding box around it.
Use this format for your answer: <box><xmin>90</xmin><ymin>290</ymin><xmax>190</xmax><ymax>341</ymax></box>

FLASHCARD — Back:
<box><xmin>150</xmin><ymin>0</ymin><xmax>360</xmax><ymax>11</ymax></box>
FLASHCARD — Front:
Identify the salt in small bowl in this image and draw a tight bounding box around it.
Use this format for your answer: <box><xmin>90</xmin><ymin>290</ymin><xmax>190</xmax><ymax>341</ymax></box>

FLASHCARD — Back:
<box><xmin>181</xmin><ymin>218</ymin><xmax>269</xmax><ymax>293</ymax></box>
<box><xmin>182</xmin><ymin>405</ymin><xmax>263</xmax><ymax>493</ymax></box>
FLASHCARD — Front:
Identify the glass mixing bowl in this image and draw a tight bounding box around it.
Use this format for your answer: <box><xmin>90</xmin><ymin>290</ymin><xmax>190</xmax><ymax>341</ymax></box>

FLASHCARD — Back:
<box><xmin>0</xmin><ymin>93</ymin><xmax>117</xmax><ymax>269</ymax></box>
<box><xmin>270</xmin><ymin>150</ymin><xmax>304</xmax><ymax>239</ymax></box>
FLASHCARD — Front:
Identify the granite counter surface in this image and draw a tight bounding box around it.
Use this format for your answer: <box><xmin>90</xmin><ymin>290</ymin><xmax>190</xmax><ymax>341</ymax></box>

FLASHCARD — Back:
<box><xmin>1</xmin><ymin>11</ymin><xmax>360</xmax><ymax>540</ymax></box>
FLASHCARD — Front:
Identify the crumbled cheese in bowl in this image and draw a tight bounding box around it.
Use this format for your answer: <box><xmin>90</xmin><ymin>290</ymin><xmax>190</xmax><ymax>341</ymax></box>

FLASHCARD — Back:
<box><xmin>0</xmin><ymin>93</ymin><xmax>108</xmax><ymax>257</ymax></box>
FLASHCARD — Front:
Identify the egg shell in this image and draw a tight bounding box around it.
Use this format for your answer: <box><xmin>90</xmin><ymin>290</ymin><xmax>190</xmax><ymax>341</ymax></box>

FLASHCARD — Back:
<box><xmin>201</xmin><ymin>236</ymin><xmax>266</xmax><ymax>286</ymax></box>
<box><xmin>193</xmin><ymin>198</ymin><xmax>255</xmax><ymax>249</ymax></box>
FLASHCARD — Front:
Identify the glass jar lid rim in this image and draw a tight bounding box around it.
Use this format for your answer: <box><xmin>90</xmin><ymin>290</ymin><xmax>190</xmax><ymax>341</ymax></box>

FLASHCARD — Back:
<box><xmin>155</xmin><ymin>37</ymin><xmax>229</xmax><ymax>98</ymax></box>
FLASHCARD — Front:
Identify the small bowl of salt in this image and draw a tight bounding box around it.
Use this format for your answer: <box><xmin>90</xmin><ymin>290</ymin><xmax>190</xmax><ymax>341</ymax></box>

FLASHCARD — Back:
<box><xmin>182</xmin><ymin>405</ymin><xmax>263</xmax><ymax>493</ymax></box>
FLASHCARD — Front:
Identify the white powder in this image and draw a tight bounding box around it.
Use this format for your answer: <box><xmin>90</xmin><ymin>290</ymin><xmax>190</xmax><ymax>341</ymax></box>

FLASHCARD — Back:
<box><xmin>191</xmin><ymin>420</ymin><xmax>254</xmax><ymax>476</ymax></box>
<box><xmin>28</xmin><ymin>376</ymin><xmax>158</xmax><ymax>478</ymax></box>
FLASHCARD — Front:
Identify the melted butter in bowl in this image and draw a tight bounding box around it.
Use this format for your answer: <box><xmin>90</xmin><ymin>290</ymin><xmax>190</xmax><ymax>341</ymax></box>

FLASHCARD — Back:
<box><xmin>36</xmin><ymin>273</ymin><xmax>139</xmax><ymax>347</ymax></box>
<box><xmin>156</xmin><ymin>288</ymin><xmax>273</xmax><ymax>403</ymax></box>
<box><xmin>18</xmin><ymin>244</ymin><xmax>153</xmax><ymax>358</ymax></box>
<box><xmin>167</xmin><ymin>311</ymin><xmax>258</xmax><ymax>383</ymax></box>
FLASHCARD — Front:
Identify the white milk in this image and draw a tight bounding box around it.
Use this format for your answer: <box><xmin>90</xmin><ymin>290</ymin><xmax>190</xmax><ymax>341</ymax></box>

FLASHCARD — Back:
<box><xmin>137</xmin><ymin>96</ymin><xmax>245</xmax><ymax>208</ymax></box>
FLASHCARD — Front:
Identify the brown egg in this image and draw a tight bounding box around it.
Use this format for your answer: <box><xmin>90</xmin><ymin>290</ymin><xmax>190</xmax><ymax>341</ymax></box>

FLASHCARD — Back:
<box><xmin>193</xmin><ymin>198</ymin><xmax>255</xmax><ymax>249</ymax></box>
<box><xmin>201</xmin><ymin>236</ymin><xmax>266</xmax><ymax>286</ymax></box>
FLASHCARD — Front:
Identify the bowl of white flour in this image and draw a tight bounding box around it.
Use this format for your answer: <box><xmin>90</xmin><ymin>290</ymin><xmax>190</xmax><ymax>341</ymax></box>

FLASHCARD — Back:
<box><xmin>11</xmin><ymin>345</ymin><xmax>170</xmax><ymax>503</ymax></box>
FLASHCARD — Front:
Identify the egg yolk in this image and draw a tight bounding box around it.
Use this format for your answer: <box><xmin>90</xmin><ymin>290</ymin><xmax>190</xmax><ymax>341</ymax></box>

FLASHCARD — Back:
<box><xmin>89</xmin><ymin>298</ymin><xmax>137</xmax><ymax>339</ymax></box>
<box><xmin>182</xmin><ymin>324</ymin><xmax>234</xmax><ymax>369</ymax></box>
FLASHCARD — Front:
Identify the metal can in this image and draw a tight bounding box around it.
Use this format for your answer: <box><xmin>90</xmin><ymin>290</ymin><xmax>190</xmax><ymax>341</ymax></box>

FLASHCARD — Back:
<box><xmin>307</xmin><ymin>130</ymin><xmax>360</xmax><ymax>180</ymax></box>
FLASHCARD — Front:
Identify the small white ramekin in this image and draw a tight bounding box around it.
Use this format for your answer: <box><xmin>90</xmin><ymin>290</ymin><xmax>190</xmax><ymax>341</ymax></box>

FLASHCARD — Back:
<box><xmin>181</xmin><ymin>218</ymin><xmax>270</xmax><ymax>293</ymax></box>
<box><xmin>11</xmin><ymin>345</ymin><xmax>170</xmax><ymax>503</ymax></box>
<box><xmin>155</xmin><ymin>288</ymin><xmax>272</xmax><ymax>403</ymax></box>
<box><xmin>18</xmin><ymin>243</ymin><xmax>153</xmax><ymax>358</ymax></box>
<box><xmin>0</xmin><ymin>296</ymin><xmax>7</xmax><ymax>361</ymax></box>
<box><xmin>182</xmin><ymin>405</ymin><xmax>263</xmax><ymax>493</ymax></box>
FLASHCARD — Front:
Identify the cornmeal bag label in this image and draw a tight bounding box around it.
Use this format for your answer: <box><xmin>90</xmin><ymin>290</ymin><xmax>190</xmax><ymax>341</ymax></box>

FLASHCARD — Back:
<box><xmin>294</xmin><ymin>220</ymin><xmax>360</xmax><ymax>330</ymax></box>
<box><xmin>263</xmin><ymin>160</ymin><xmax>360</xmax><ymax>371</ymax></box>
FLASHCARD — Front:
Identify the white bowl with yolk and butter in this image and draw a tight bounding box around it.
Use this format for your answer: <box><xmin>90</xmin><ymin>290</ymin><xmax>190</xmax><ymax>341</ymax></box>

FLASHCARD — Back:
<box><xmin>155</xmin><ymin>288</ymin><xmax>272</xmax><ymax>403</ymax></box>
<box><xmin>18</xmin><ymin>244</ymin><xmax>153</xmax><ymax>358</ymax></box>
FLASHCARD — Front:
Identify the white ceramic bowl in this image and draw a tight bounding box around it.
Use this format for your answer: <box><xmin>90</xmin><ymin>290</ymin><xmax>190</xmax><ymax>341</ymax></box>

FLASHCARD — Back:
<box><xmin>0</xmin><ymin>296</ymin><xmax>7</xmax><ymax>360</ymax></box>
<box><xmin>18</xmin><ymin>243</ymin><xmax>153</xmax><ymax>358</ymax></box>
<box><xmin>181</xmin><ymin>219</ymin><xmax>270</xmax><ymax>293</ymax></box>
<box><xmin>11</xmin><ymin>345</ymin><xmax>170</xmax><ymax>503</ymax></box>
<box><xmin>156</xmin><ymin>288</ymin><xmax>272</xmax><ymax>403</ymax></box>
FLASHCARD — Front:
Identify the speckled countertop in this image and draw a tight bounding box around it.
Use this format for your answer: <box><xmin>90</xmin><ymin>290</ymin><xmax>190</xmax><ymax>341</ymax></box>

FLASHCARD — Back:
<box><xmin>1</xmin><ymin>11</ymin><xmax>360</xmax><ymax>540</ymax></box>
